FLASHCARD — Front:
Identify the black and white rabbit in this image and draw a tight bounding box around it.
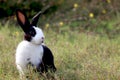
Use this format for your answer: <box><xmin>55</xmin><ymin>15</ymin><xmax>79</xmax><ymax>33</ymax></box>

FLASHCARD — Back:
<box><xmin>15</xmin><ymin>9</ymin><xmax>56</xmax><ymax>79</ymax></box>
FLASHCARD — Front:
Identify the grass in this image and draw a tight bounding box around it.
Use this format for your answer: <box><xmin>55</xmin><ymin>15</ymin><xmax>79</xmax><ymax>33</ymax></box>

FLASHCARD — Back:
<box><xmin>0</xmin><ymin>21</ymin><xmax>120</xmax><ymax>80</ymax></box>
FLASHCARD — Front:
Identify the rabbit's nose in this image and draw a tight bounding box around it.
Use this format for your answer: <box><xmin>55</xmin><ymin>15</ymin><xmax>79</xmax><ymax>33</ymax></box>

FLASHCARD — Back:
<box><xmin>41</xmin><ymin>37</ymin><xmax>44</xmax><ymax>40</ymax></box>
<box><xmin>41</xmin><ymin>37</ymin><xmax>44</xmax><ymax>43</ymax></box>
<box><xmin>42</xmin><ymin>37</ymin><xmax>44</xmax><ymax>40</ymax></box>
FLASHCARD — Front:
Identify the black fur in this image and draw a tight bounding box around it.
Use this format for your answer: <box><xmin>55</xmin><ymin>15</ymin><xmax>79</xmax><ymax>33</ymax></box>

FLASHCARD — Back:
<box><xmin>31</xmin><ymin>11</ymin><xmax>42</xmax><ymax>26</ymax></box>
<box><xmin>16</xmin><ymin>9</ymin><xmax>37</xmax><ymax>41</ymax></box>
<box><xmin>16</xmin><ymin>9</ymin><xmax>30</xmax><ymax>34</ymax></box>
<box><xmin>24</xmin><ymin>27</ymin><xmax>36</xmax><ymax>41</ymax></box>
<box><xmin>37</xmin><ymin>45</ymin><xmax>56</xmax><ymax>73</ymax></box>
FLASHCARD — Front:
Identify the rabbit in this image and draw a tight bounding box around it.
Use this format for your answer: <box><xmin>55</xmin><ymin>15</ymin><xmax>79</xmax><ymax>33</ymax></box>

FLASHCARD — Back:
<box><xmin>15</xmin><ymin>9</ymin><xmax>56</xmax><ymax>79</ymax></box>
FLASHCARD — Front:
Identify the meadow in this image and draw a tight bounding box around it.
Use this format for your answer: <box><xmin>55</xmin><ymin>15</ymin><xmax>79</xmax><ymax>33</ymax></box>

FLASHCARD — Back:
<box><xmin>0</xmin><ymin>18</ymin><xmax>120</xmax><ymax>80</ymax></box>
<box><xmin>0</xmin><ymin>0</ymin><xmax>120</xmax><ymax>80</ymax></box>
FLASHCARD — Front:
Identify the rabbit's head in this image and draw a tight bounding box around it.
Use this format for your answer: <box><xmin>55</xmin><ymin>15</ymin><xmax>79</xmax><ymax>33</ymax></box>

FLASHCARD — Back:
<box><xmin>16</xmin><ymin>9</ymin><xmax>44</xmax><ymax>45</ymax></box>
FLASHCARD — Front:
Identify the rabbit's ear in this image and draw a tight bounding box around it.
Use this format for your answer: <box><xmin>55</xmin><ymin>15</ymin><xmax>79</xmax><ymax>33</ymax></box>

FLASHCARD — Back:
<box><xmin>31</xmin><ymin>11</ymin><xmax>42</xmax><ymax>26</ymax></box>
<box><xmin>16</xmin><ymin>9</ymin><xmax>30</xmax><ymax>34</ymax></box>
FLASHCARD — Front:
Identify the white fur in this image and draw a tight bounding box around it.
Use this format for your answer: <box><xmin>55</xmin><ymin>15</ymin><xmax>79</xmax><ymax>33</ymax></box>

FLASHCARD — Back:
<box><xmin>31</xmin><ymin>26</ymin><xmax>44</xmax><ymax>45</ymax></box>
<box><xmin>15</xmin><ymin>27</ymin><xmax>44</xmax><ymax>79</ymax></box>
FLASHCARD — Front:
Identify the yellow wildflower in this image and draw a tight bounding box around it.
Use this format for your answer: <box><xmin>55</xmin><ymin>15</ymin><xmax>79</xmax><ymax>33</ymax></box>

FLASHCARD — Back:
<box><xmin>59</xmin><ymin>21</ymin><xmax>64</xmax><ymax>26</ymax></box>
<box><xmin>45</xmin><ymin>23</ymin><xmax>50</xmax><ymax>29</ymax></box>
<box><xmin>14</xmin><ymin>16</ymin><xmax>16</xmax><ymax>21</ymax></box>
<box><xmin>15</xmin><ymin>31</ymin><xmax>19</xmax><ymax>36</ymax></box>
<box><xmin>107</xmin><ymin>0</ymin><xmax>111</xmax><ymax>3</ymax></box>
<box><xmin>89</xmin><ymin>13</ymin><xmax>94</xmax><ymax>18</ymax></box>
<box><xmin>74</xmin><ymin>3</ymin><xmax>78</xmax><ymax>8</ymax></box>
<box><xmin>102</xmin><ymin>9</ymin><xmax>107</xmax><ymax>14</ymax></box>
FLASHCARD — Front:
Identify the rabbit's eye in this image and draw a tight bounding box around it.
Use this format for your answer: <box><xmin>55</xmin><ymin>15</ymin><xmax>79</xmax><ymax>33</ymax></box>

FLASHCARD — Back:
<box><xmin>29</xmin><ymin>27</ymin><xmax>36</xmax><ymax>36</ymax></box>
<box><xmin>29</xmin><ymin>31</ymin><xmax>35</xmax><ymax>36</ymax></box>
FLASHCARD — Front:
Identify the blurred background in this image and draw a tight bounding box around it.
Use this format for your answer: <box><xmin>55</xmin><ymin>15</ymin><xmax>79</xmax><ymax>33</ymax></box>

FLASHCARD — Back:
<box><xmin>0</xmin><ymin>1</ymin><xmax>120</xmax><ymax>80</ymax></box>
<box><xmin>0</xmin><ymin>0</ymin><xmax>120</xmax><ymax>38</ymax></box>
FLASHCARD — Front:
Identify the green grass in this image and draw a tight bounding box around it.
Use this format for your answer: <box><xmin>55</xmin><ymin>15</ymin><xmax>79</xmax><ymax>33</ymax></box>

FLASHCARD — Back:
<box><xmin>0</xmin><ymin>22</ymin><xmax>120</xmax><ymax>80</ymax></box>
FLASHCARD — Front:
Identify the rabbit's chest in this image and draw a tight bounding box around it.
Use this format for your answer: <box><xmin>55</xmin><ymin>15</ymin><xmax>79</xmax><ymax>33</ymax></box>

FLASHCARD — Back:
<box><xmin>27</xmin><ymin>49</ymin><xmax>43</xmax><ymax>66</ymax></box>
<box><xmin>25</xmin><ymin>46</ymin><xmax>43</xmax><ymax>67</ymax></box>
<box><xmin>16</xmin><ymin>41</ymin><xmax>44</xmax><ymax>67</ymax></box>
